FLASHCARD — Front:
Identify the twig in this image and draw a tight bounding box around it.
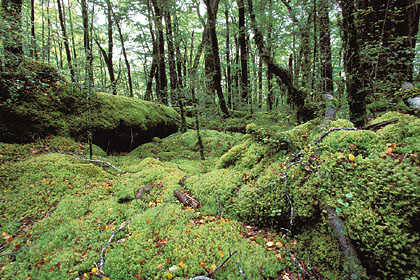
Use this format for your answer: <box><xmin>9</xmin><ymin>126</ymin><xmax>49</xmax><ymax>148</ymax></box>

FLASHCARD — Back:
<box><xmin>206</xmin><ymin>249</ymin><xmax>238</xmax><ymax>278</ymax></box>
<box><xmin>96</xmin><ymin>220</ymin><xmax>131</xmax><ymax>272</ymax></box>
<box><xmin>236</xmin><ymin>260</ymin><xmax>248</xmax><ymax>279</ymax></box>
<box><xmin>53</xmin><ymin>145</ymin><xmax>125</xmax><ymax>173</ymax></box>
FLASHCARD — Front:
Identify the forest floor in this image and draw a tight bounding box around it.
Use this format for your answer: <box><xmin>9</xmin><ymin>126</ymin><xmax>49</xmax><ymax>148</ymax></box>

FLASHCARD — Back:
<box><xmin>1</xmin><ymin>111</ymin><xmax>419</xmax><ymax>280</ymax></box>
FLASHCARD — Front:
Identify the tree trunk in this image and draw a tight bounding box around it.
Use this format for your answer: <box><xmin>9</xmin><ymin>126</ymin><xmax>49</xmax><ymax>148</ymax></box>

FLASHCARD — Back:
<box><xmin>225</xmin><ymin>7</ymin><xmax>232</xmax><ymax>109</ymax></box>
<box><xmin>163</xmin><ymin>0</ymin><xmax>178</xmax><ymax>106</ymax></box>
<box><xmin>81</xmin><ymin>0</ymin><xmax>93</xmax><ymax>87</ymax></box>
<box><xmin>204</xmin><ymin>0</ymin><xmax>229</xmax><ymax>117</ymax></box>
<box><xmin>30</xmin><ymin>0</ymin><xmax>37</xmax><ymax>59</ymax></box>
<box><xmin>56</xmin><ymin>0</ymin><xmax>75</xmax><ymax>82</ymax></box>
<box><xmin>151</xmin><ymin>0</ymin><xmax>168</xmax><ymax>105</ymax></box>
<box><xmin>237</xmin><ymin>0</ymin><xmax>248</xmax><ymax>104</ymax></box>
<box><xmin>339</xmin><ymin>0</ymin><xmax>366</xmax><ymax>127</ymax></box>
<box><xmin>114</xmin><ymin>13</ymin><xmax>133</xmax><ymax>97</ymax></box>
<box><xmin>318</xmin><ymin>0</ymin><xmax>333</xmax><ymax>95</ymax></box>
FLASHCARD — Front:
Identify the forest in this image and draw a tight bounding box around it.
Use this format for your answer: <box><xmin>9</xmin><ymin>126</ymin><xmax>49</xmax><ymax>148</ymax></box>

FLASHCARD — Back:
<box><xmin>0</xmin><ymin>0</ymin><xmax>419</xmax><ymax>279</ymax></box>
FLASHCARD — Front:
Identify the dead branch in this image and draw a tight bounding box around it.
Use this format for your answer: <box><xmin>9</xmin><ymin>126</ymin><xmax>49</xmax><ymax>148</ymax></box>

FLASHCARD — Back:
<box><xmin>326</xmin><ymin>206</ymin><xmax>365</xmax><ymax>280</ymax></box>
<box><xmin>236</xmin><ymin>260</ymin><xmax>248</xmax><ymax>279</ymax></box>
<box><xmin>173</xmin><ymin>189</ymin><xmax>201</xmax><ymax>209</ymax></box>
<box><xmin>206</xmin><ymin>249</ymin><xmax>238</xmax><ymax>278</ymax></box>
<box><xmin>52</xmin><ymin>145</ymin><xmax>125</xmax><ymax>173</ymax></box>
<box><xmin>96</xmin><ymin>220</ymin><xmax>131</xmax><ymax>272</ymax></box>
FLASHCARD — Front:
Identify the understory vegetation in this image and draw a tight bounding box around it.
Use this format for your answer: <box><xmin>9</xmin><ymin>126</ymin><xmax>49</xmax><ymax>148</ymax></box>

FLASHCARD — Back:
<box><xmin>1</xmin><ymin>109</ymin><xmax>419</xmax><ymax>279</ymax></box>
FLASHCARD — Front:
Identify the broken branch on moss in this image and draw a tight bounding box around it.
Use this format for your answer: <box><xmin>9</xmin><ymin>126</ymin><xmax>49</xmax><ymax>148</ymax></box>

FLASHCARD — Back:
<box><xmin>173</xmin><ymin>189</ymin><xmax>201</xmax><ymax>209</ymax></box>
<box><xmin>96</xmin><ymin>220</ymin><xmax>131</xmax><ymax>272</ymax></box>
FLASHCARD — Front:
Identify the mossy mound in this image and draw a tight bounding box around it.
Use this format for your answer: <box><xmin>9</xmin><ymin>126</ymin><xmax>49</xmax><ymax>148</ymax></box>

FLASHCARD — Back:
<box><xmin>129</xmin><ymin>129</ymin><xmax>244</xmax><ymax>161</ymax></box>
<box><xmin>0</xmin><ymin>60</ymin><xmax>179</xmax><ymax>152</ymax></box>
<box><xmin>223</xmin><ymin>112</ymin><xmax>420</xmax><ymax>279</ymax></box>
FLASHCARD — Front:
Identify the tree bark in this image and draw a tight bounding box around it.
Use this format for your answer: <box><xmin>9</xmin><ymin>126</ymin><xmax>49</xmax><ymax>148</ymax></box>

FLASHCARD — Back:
<box><xmin>114</xmin><ymin>13</ymin><xmax>133</xmax><ymax>97</ymax></box>
<box><xmin>318</xmin><ymin>0</ymin><xmax>333</xmax><ymax>95</ymax></box>
<box><xmin>339</xmin><ymin>0</ymin><xmax>366</xmax><ymax>127</ymax></box>
<box><xmin>225</xmin><ymin>7</ymin><xmax>232</xmax><ymax>109</ymax></box>
<box><xmin>163</xmin><ymin>0</ymin><xmax>178</xmax><ymax>106</ymax></box>
<box><xmin>151</xmin><ymin>0</ymin><xmax>168</xmax><ymax>105</ymax></box>
<box><xmin>56</xmin><ymin>0</ymin><xmax>75</xmax><ymax>82</ymax></box>
<box><xmin>204</xmin><ymin>0</ymin><xmax>229</xmax><ymax>117</ymax></box>
<box><xmin>30</xmin><ymin>0</ymin><xmax>37</xmax><ymax>59</ymax></box>
<box><xmin>237</xmin><ymin>0</ymin><xmax>249</xmax><ymax>104</ymax></box>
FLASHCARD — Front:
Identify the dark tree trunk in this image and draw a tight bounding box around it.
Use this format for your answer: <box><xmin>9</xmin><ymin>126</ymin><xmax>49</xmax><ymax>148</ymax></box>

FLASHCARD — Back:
<box><xmin>318</xmin><ymin>0</ymin><xmax>333</xmax><ymax>95</ymax></box>
<box><xmin>357</xmin><ymin>0</ymin><xmax>420</xmax><ymax>95</ymax></box>
<box><xmin>151</xmin><ymin>0</ymin><xmax>168</xmax><ymax>105</ymax></box>
<box><xmin>225</xmin><ymin>7</ymin><xmax>232</xmax><ymax>109</ymax></box>
<box><xmin>30</xmin><ymin>0</ymin><xmax>37</xmax><ymax>58</ymax></box>
<box><xmin>204</xmin><ymin>0</ymin><xmax>229</xmax><ymax>117</ymax></box>
<box><xmin>81</xmin><ymin>0</ymin><xmax>93</xmax><ymax>87</ymax></box>
<box><xmin>339</xmin><ymin>0</ymin><xmax>366</xmax><ymax>127</ymax></box>
<box><xmin>237</xmin><ymin>0</ymin><xmax>249</xmax><ymax>104</ymax></box>
<box><xmin>163</xmin><ymin>0</ymin><xmax>178</xmax><ymax>106</ymax></box>
<box><xmin>114</xmin><ymin>13</ymin><xmax>133</xmax><ymax>97</ymax></box>
<box><xmin>56</xmin><ymin>0</ymin><xmax>75</xmax><ymax>82</ymax></box>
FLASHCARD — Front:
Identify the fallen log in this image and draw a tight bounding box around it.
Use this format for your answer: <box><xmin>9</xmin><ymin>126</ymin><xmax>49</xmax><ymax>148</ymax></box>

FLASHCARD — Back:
<box><xmin>173</xmin><ymin>189</ymin><xmax>201</xmax><ymax>209</ymax></box>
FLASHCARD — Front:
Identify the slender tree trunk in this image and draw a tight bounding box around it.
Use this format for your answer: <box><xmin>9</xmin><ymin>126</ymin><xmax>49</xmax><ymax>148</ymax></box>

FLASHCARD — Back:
<box><xmin>67</xmin><ymin>0</ymin><xmax>78</xmax><ymax>75</ymax></box>
<box><xmin>163</xmin><ymin>0</ymin><xmax>178</xmax><ymax>106</ymax></box>
<box><xmin>56</xmin><ymin>0</ymin><xmax>75</xmax><ymax>82</ymax></box>
<box><xmin>225</xmin><ymin>7</ymin><xmax>232</xmax><ymax>109</ymax></box>
<box><xmin>318</xmin><ymin>0</ymin><xmax>333</xmax><ymax>95</ymax></box>
<box><xmin>151</xmin><ymin>0</ymin><xmax>168</xmax><ymax>105</ymax></box>
<box><xmin>46</xmin><ymin>0</ymin><xmax>51</xmax><ymax>63</ymax></box>
<box><xmin>114</xmin><ymin>14</ymin><xmax>133</xmax><ymax>97</ymax></box>
<box><xmin>81</xmin><ymin>0</ymin><xmax>93</xmax><ymax>87</ymax></box>
<box><xmin>237</xmin><ymin>0</ymin><xmax>248</xmax><ymax>104</ymax></box>
<box><xmin>204</xmin><ymin>0</ymin><xmax>229</xmax><ymax>117</ymax></box>
<box><xmin>258</xmin><ymin>57</ymin><xmax>262</xmax><ymax>108</ymax></box>
<box><xmin>30</xmin><ymin>0</ymin><xmax>37</xmax><ymax>58</ymax></box>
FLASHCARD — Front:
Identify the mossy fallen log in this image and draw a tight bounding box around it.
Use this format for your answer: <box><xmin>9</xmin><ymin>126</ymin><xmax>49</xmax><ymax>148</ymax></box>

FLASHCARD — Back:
<box><xmin>0</xmin><ymin>60</ymin><xmax>179</xmax><ymax>152</ymax></box>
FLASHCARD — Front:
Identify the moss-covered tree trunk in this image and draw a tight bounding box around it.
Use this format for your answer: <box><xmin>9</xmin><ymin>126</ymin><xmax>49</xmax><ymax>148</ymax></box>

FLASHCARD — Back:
<box><xmin>339</xmin><ymin>0</ymin><xmax>366</xmax><ymax>127</ymax></box>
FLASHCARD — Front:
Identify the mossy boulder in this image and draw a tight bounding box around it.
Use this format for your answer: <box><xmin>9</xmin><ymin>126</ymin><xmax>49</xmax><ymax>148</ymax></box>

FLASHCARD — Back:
<box><xmin>0</xmin><ymin>60</ymin><xmax>179</xmax><ymax>152</ymax></box>
<box><xmin>223</xmin><ymin>114</ymin><xmax>420</xmax><ymax>279</ymax></box>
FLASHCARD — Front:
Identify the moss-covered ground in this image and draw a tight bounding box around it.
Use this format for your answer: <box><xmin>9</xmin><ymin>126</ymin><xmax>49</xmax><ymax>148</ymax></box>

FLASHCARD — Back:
<box><xmin>1</xmin><ymin>111</ymin><xmax>419</xmax><ymax>280</ymax></box>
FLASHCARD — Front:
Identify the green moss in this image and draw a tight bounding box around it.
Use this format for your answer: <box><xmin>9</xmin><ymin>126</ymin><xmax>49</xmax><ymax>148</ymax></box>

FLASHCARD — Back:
<box><xmin>395</xmin><ymin>87</ymin><xmax>420</xmax><ymax>99</ymax></box>
<box><xmin>184</xmin><ymin>169</ymin><xmax>243</xmax><ymax>216</ymax></box>
<box><xmin>130</xmin><ymin>129</ymin><xmax>243</xmax><ymax>161</ymax></box>
<box><xmin>0</xmin><ymin>153</ymin><xmax>112</xmax><ymax>236</ymax></box>
<box><xmin>372</xmin><ymin>112</ymin><xmax>420</xmax><ymax>154</ymax></box>
<box><xmin>105</xmin><ymin>205</ymin><xmax>283</xmax><ymax>279</ymax></box>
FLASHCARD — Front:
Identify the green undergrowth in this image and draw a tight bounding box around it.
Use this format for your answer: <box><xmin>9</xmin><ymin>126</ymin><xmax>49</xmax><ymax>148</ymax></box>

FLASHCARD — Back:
<box><xmin>1</xmin><ymin>111</ymin><xmax>419</xmax><ymax>279</ymax></box>
<box><xmin>219</xmin><ymin>112</ymin><xmax>420</xmax><ymax>279</ymax></box>
<box><xmin>129</xmin><ymin>129</ymin><xmax>244</xmax><ymax>162</ymax></box>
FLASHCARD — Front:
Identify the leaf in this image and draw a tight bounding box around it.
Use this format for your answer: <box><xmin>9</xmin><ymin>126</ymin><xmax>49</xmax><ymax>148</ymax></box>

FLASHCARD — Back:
<box><xmin>219</xmin><ymin>251</ymin><xmax>224</xmax><ymax>258</ymax></box>
<box><xmin>348</xmin><ymin>154</ymin><xmax>355</xmax><ymax>161</ymax></box>
<box><xmin>167</xmin><ymin>273</ymin><xmax>174</xmax><ymax>279</ymax></box>
<box><xmin>210</xmin><ymin>264</ymin><xmax>217</xmax><ymax>271</ymax></box>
